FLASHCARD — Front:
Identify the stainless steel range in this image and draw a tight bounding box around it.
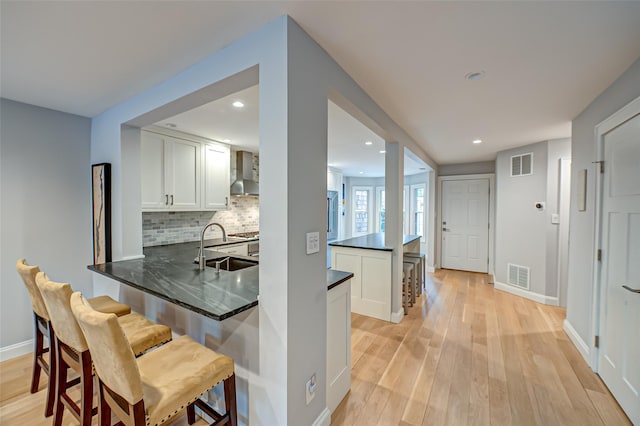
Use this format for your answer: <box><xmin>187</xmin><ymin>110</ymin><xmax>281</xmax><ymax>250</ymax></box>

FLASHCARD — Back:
<box><xmin>228</xmin><ymin>231</ymin><xmax>259</xmax><ymax>257</ymax></box>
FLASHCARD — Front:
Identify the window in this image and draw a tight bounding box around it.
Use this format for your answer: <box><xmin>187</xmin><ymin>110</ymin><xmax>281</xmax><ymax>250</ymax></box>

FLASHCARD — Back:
<box><xmin>376</xmin><ymin>187</ymin><xmax>385</xmax><ymax>232</ymax></box>
<box><xmin>352</xmin><ymin>186</ymin><xmax>373</xmax><ymax>236</ymax></box>
<box><xmin>413</xmin><ymin>185</ymin><xmax>425</xmax><ymax>236</ymax></box>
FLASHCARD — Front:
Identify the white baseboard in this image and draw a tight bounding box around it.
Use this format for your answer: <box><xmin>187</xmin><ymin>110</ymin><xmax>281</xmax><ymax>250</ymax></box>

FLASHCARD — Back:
<box><xmin>0</xmin><ymin>339</ymin><xmax>33</xmax><ymax>362</ymax></box>
<box><xmin>119</xmin><ymin>254</ymin><xmax>145</xmax><ymax>261</ymax></box>
<box><xmin>494</xmin><ymin>281</ymin><xmax>559</xmax><ymax>306</ymax></box>
<box><xmin>563</xmin><ymin>319</ymin><xmax>590</xmax><ymax>363</ymax></box>
<box><xmin>312</xmin><ymin>407</ymin><xmax>331</xmax><ymax>426</ymax></box>
<box><xmin>390</xmin><ymin>309</ymin><xmax>404</xmax><ymax>324</ymax></box>
<box><xmin>427</xmin><ymin>266</ymin><xmax>435</xmax><ymax>273</ymax></box>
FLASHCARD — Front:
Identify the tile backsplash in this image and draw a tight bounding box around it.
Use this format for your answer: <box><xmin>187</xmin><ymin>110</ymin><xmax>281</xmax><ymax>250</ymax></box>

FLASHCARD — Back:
<box><xmin>143</xmin><ymin>196</ymin><xmax>259</xmax><ymax>247</ymax></box>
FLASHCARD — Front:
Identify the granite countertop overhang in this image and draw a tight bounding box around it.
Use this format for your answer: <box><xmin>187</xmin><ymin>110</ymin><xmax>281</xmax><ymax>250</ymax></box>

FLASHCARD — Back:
<box><xmin>88</xmin><ymin>240</ymin><xmax>352</xmax><ymax>321</ymax></box>
<box><xmin>328</xmin><ymin>233</ymin><xmax>421</xmax><ymax>251</ymax></box>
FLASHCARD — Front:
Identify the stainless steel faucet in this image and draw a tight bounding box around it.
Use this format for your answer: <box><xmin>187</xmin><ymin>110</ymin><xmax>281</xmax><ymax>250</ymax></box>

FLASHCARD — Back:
<box><xmin>198</xmin><ymin>222</ymin><xmax>227</xmax><ymax>270</ymax></box>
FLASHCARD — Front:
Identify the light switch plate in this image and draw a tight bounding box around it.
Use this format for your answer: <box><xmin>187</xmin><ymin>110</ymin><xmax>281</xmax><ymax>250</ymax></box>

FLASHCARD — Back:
<box><xmin>306</xmin><ymin>232</ymin><xmax>320</xmax><ymax>255</ymax></box>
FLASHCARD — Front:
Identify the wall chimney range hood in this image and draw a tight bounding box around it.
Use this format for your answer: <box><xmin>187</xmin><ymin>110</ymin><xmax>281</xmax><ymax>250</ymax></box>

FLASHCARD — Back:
<box><xmin>230</xmin><ymin>151</ymin><xmax>259</xmax><ymax>196</ymax></box>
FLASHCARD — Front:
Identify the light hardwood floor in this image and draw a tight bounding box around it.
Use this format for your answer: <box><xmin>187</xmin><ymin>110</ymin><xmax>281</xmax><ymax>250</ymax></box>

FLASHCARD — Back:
<box><xmin>0</xmin><ymin>269</ymin><xmax>630</xmax><ymax>425</ymax></box>
<box><xmin>331</xmin><ymin>269</ymin><xmax>631</xmax><ymax>426</ymax></box>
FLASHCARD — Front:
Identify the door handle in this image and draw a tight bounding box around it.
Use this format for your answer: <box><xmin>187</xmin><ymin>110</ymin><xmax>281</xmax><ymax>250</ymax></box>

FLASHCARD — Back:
<box><xmin>622</xmin><ymin>285</ymin><xmax>640</xmax><ymax>294</ymax></box>
<box><xmin>443</xmin><ymin>228</ymin><xmax>448</xmax><ymax>232</ymax></box>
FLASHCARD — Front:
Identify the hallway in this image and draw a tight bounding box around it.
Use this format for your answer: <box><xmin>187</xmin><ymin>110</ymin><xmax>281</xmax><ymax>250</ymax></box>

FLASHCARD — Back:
<box><xmin>331</xmin><ymin>269</ymin><xmax>631</xmax><ymax>425</ymax></box>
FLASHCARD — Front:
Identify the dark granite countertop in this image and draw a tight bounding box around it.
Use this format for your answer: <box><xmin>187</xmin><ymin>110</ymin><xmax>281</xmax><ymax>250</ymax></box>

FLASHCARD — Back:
<box><xmin>328</xmin><ymin>233</ymin><xmax>421</xmax><ymax>251</ymax></box>
<box><xmin>88</xmin><ymin>241</ymin><xmax>352</xmax><ymax>321</ymax></box>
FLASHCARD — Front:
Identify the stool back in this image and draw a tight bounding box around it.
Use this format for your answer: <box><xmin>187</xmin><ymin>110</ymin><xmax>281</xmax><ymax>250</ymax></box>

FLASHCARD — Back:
<box><xmin>16</xmin><ymin>259</ymin><xmax>49</xmax><ymax>320</ymax></box>
<box><xmin>36</xmin><ymin>272</ymin><xmax>88</xmax><ymax>352</ymax></box>
<box><xmin>70</xmin><ymin>292</ymin><xmax>143</xmax><ymax>406</ymax></box>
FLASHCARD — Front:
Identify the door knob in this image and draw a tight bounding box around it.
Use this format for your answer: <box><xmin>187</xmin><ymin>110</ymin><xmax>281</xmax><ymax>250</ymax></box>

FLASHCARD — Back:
<box><xmin>622</xmin><ymin>285</ymin><xmax>640</xmax><ymax>294</ymax></box>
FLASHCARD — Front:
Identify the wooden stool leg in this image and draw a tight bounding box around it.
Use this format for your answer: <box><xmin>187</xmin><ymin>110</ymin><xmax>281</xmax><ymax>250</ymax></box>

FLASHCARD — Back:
<box><xmin>224</xmin><ymin>373</ymin><xmax>238</xmax><ymax>426</ymax></box>
<box><xmin>31</xmin><ymin>314</ymin><xmax>43</xmax><ymax>394</ymax></box>
<box><xmin>187</xmin><ymin>403</ymin><xmax>196</xmax><ymax>424</ymax></box>
<box><xmin>98</xmin><ymin>382</ymin><xmax>111</xmax><ymax>426</ymax></box>
<box><xmin>45</xmin><ymin>322</ymin><xmax>56</xmax><ymax>417</ymax></box>
<box><xmin>53</xmin><ymin>345</ymin><xmax>67</xmax><ymax>426</ymax></box>
<box><xmin>80</xmin><ymin>351</ymin><xmax>93</xmax><ymax>426</ymax></box>
<box><xmin>403</xmin><ymin>272</ymin><xmax>408</xmax><ymax>315</ymax></box>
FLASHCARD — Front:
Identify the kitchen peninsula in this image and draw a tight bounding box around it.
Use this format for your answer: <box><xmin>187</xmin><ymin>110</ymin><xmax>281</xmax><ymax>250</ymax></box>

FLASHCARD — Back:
<box><xmin>89</xmin><ymin>240</ymin><xmax>353</xmax><ymax>422</ymax></box>
<box><xmin>329</xmin><ymin>232</ymin><xmax>420</xmax><ymax>322</ymax></box>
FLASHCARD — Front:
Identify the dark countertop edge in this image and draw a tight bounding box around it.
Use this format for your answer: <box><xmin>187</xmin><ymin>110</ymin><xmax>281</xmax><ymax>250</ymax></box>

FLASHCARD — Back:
<box><xmin>328</xmin><ymin>242</ymin><xmax>392</xmax><ymax>252</ymax></box>
<box><xmin>327</xmin><ymin>270</ymin><xmax>354</xmax><ymax>290</ymax></box>
<box><xmin>87</xmin><ymin>265</ymin><xmax>258</xmax><ymax>321</ymax></box>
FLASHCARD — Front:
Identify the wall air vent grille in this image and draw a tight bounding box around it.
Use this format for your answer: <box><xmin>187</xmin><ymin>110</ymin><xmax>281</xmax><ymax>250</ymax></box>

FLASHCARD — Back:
<box><xmin>507</xmin><ymin>263</ymin><xmax>530</xmax><ymax>290</ymax></box>
<box><xmin>511</xmin><ymin>153</ymin><xmax>533</xmax><ymax>177</ymax></box>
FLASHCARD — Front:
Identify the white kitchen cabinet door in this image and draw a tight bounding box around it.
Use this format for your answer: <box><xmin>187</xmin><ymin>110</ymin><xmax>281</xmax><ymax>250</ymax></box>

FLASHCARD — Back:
<box><xmin>168</xmin><ymin>138</ymin><xmax>201</xmax><ymax>210</ymax></box>
<box><xmin>203</xmin><ymin>143</ymin><xmax>230</xmax><ymax>210</ymax></box>
<box><xmin>141</xmin><ymin>132</ymin><xmax>168</xmax><ymax>209</ymax></box>
<box><xmin>141</xmin><ymin>130</ymin><xmax>202</xmax><ymax>211</ymax></box>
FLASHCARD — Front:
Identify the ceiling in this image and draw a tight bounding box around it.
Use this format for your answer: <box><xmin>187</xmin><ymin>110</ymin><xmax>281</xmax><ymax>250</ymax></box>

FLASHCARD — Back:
<box><xmin>156</xmin><ymin>84</ymin><xmax>427</xmax><ymax>177</ymax></box>
<box><xmin>2</xmin><ymin>2</ymin><xmax>639</xmax><ymax>165</ymax></box>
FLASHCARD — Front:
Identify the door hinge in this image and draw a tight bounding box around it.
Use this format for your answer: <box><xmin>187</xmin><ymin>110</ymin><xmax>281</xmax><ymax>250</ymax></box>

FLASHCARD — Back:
<box><xmin>592</xmin><ymin>160</ymin><xmax>604</xmax><ymax>173</ymax></box>
<box><xmin>594</xmin><ymin>335</ymin><xmax>599</xmax><ymax>348</ymax></box>
<box><xmin>597</xmin><ymin>249</ymin><xmax>602</xmax><ymax>262</ymax></box>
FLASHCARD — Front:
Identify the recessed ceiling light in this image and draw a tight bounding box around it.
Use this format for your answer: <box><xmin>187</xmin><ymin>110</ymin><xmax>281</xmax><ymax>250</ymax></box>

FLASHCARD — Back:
<box><xmin>473</xmin><ymin>139</ymin><xmax>482</xmax><ymax>144</ymax></box>
<box><xmin>379</xmin><ymin>150</ymin><xmax>386</xmax><ymax>154</ymax></box>
<box><xmin>232</xmin><ymin>101</ymin><xmax>245</xmax><ymax>108</ymax></box>
<box><xmin>465</xmin><ymin>71</ymin><xmax>485</xmax><ymax>81</ymax></box>
<box><xmin>222</xmin><ymin>138</ymin><xmax>231</xmax><ymax>143</ymax></box>
<box><xmin>359</xmin><ymin>171</ymin><xmax>364</xmax><ymax>174</ymax></box>
<box><xmin>165</xmin><ymin>123</ymin><xmax>177</xmax><ymax>128</ymax></box>
<box><xmin>364</xmin><ymin>141</ymin><xmax>373</xmax><ymax>146</ymax></box>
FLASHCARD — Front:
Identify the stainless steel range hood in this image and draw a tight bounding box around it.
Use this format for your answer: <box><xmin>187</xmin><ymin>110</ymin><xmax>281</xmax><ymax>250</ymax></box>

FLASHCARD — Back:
<box><xmin>230</xmin><ymin>151</ymin><xmax>259</xmax><ymax>196</ymax></box>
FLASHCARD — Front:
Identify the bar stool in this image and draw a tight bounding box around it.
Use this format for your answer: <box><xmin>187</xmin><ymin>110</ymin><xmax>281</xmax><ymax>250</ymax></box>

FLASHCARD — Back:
<box><xmin>71</xmin><ymin>292</ymin><xmax>238</xmax><ymax>426</ymax></box>
<box><xmin>402</xmin><ymin>262</ymin><xmax>415</xmax><ymax>315</ymax></box>
<box><xmin>15</xmin><ymin>258</ymin><xmax>131</xmax><ymax>417</ymax></box>
<box><xmin>405</xmin><ymin>252</ymin><xmax>426</xmax><ymax>295</ymax></box>
<box><xmin>36</xmin><ymin>273</ymin><xmax>173</xmax><ymax>426</ymax></box>
<box><xmin>403</xmin><ymin>255</ymin><xmax>422</xmax><ymax>299</ymax></box>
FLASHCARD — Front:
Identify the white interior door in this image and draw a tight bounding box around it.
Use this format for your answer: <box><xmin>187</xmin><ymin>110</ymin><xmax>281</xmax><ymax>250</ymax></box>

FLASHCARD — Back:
<box><xmin>441</xmin><ymin>179</ymin><xmax>489</xmax><ymax>273</ymax></box>
<box><xmin>597</xmin><ymin>112</ymin><xmax>640</xmax><ymax>424</ymax></box>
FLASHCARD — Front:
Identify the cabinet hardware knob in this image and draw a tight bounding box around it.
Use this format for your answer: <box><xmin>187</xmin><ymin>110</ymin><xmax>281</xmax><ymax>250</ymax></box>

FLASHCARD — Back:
<box><xmin>170</xmin><ymin>194</ymin><xmax>174</xmax><ymax>205</ymax></box>
<box><xmin>165</xmin><ymin>194</ymin><xmax>168</xmax><ymax>205</ymax></box>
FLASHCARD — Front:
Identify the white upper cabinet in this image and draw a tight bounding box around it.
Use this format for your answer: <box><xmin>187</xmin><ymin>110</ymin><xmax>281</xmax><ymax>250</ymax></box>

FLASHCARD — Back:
<box><xmin>141</xmin><ymin>129</ymin><xmax>228</xmax><ymax>212</ymax></box>
<box><xmin>203</xmin><ymin>143</ymin><xmax>230</xmax><ymax>210</ymax></box>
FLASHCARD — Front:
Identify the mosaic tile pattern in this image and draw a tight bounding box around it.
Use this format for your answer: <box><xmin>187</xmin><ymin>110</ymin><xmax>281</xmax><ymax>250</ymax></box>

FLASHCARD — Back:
<box><xmin>142</xmin><ymin>196</ymin><xmax>259</xmax><ymax>246</ymax></box>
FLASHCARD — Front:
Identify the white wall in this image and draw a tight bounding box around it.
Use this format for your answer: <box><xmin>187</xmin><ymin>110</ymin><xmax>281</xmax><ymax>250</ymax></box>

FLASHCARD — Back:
<box><xmin>495</xmin><ymin>141</ymin><xmax>549</xmax><ymax>295</ymax></box>
<box><xmin>438</xmin><ymin>161</ymin><xmax>495</xmax><ymax>176</ymax></box>
<box><xmin>565</xmin><ymin>58</ymin><xmax>640</xmax><ymax>355</ymax></box>
<box><xmin>0</xmin><ymin>99</ymin><xmax>92</xmax><ymax>355</ymax></box>
<box><xmin>494</xmin><ymin>139</ymin><xmax>570</xmax><ymax>303</ymax></box>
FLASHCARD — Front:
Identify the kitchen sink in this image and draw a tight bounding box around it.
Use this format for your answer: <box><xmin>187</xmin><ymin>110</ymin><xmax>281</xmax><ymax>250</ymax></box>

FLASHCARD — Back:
<box><xmin>203</xmin><ymin>256</ymin><xmax>258</xmax><ymax>271</ymax></box>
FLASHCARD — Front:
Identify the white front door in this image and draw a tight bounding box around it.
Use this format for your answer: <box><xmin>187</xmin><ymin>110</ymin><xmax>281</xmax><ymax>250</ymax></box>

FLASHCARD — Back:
<box><xmin>441</xmin><ymin>179</ymin><xmax>489</xmax><ymax>273</ymax></box>
<box><xmin>598</xmin><ymin>111</ymin><xmax>640</xmax><ymax>424</ymax></box>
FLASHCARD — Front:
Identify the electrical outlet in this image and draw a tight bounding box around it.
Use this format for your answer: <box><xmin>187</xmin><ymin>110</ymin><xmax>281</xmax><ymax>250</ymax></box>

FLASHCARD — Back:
<box><xmin>305</xmin><ymin>373</ymin><xmax>317</xmax><ymax>405</ymax></box>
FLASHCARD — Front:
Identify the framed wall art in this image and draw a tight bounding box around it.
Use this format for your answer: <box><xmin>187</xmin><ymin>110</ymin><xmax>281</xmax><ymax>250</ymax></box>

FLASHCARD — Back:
<box><xmin>92</xmin><ymin>163</ymin><xmax>112</xmax><ymax>264</ymax></box>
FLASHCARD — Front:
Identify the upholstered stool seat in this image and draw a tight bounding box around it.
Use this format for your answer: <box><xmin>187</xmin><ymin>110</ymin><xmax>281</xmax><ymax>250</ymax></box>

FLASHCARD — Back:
<box><xmin>88</xmin><ymin>295</ymin><xmax>131</xmax><ymax>317</ymax></box>
<box><xmin>71</xmin><ymin>292</ymin><xmax>238</xmax><ymax>426</ymax></box>
<box><xmin>15</xmin><ymin>258</ymin><xmax>132</xmax><ymax>417</ymax></box>
<box><xmin>138</xmin><ymin>335</ymin><xmax>234</xmax><ymax>426</ymax></box>
<box><xmin>36</xmin><ymin>273</ymin><xmax>173</xmax><ymax>426</ymax></box>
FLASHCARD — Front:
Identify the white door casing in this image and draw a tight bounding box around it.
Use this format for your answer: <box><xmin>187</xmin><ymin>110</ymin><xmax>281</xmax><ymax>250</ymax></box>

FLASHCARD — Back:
<box><xmin>596</xmin><ymin>109</ymin><xmax>640</xmax><ymax>424</ymax></box>
<box><xmin>441</xmin><ymin>178</ymin><xmax>490</xmax><ymax>273</ymax></box>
